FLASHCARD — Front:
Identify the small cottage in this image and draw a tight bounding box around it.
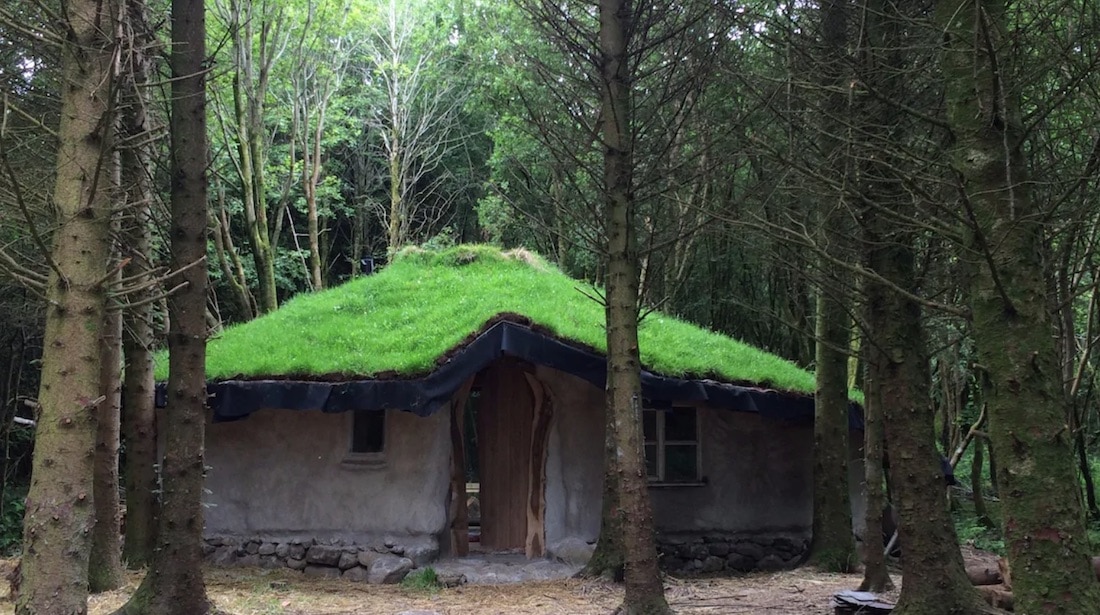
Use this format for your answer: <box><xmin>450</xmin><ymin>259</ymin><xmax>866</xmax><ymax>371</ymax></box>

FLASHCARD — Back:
<box><xmin>189</xmin><ymin>246</ymin><xmax>864</xmax><ymax>577</ymax></box>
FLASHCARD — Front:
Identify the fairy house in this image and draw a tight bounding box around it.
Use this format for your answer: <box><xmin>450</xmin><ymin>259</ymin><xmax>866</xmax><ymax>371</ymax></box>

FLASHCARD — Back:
<box><xmin>186</xmin><ymin>245</ymin><xmax>864</xmax><ymax>576</ymax></box>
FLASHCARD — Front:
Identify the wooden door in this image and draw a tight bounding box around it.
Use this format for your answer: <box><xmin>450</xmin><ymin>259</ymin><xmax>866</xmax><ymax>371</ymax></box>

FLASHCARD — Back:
<box><xmin>476</xmin><ymin>360</ymin><xmax>534</xmax><ymax>551</ymax></box>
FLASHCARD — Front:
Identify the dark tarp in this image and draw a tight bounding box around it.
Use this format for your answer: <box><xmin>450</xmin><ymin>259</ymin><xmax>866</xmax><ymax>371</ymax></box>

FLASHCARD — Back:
<box><xmin>158</xmin><ymin>320</ymin><xmax>863</xmax><ymax>427</ymax></box>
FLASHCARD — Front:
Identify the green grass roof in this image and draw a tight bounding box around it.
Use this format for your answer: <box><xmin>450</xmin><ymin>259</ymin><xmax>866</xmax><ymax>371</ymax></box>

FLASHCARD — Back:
<box><xmin>179</xmin><ymin>244</ymin><xmax>818</xmax><ymax>393</ymax></box>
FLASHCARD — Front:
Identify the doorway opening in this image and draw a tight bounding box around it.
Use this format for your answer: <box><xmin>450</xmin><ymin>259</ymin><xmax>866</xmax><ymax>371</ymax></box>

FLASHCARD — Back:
<box><xmin>450</xmin><ymin>359</ymin><xmax>547</xmax><ymax>557</ymax></box>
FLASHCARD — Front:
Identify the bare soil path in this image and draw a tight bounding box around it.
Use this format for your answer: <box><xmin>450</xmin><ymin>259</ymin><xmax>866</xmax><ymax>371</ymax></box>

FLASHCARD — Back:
<box><xmin>0</xmin><ymin>559</ymin><xmax>900</xmax><ymax>614</ymax></box>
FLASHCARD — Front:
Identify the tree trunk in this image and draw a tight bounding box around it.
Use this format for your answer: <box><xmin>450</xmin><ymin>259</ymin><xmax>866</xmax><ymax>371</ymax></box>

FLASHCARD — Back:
<box><xmin>90</xmin><ymin>289</ymin><xmax>124</xmax><ymax>592</ymax></box>
<box><xmin>113</xmin><ymin>0</ymin><xmax>213</xmax><ymax>610</ymax></box>
<box><xmin>228</xmin><ymin>0</ymin><xmax>278</xmax><ymax>314</ymax></box>
<box><xmin>387</xmin><ymin>139</ymin><xmax>404</xmax><ymax>253</ymax></box>
<box><xmin>304</xmin><ymin>154</ymin><xmax>324</xmax><ymax>290</ymax></box>
<box><xmin>16</xmin><ymin>0</ymin><xmax>116</xmax><ymax>611</ymax></box>
<box><xmin>970</xmin><ymin>432</ymin><xmax>991</xmax><ymax>526</ymax></box>
<box><xmin>213</xmin><ymin>199</ymin><xmax>256</xmax><ymax>321</ymax></box>
<box><xmin>864</xmin><ymin>228</ymin><xmax>982</xmax><ymax>614</ymax></box>
<box><xmin>858</xmin><ymin>357</ymin><xmax>893</xmax><ymax>593</ymax></box>
<box><xmin>1076</xmin><ymin>429</ymin><xmax>1098</xmax><ymax>520</ymax></box>
<box><xmin>938</xmin><ymin>1</ymin><xmax>1100</xmax><ymax>612</ymax></box>
<box><xmin>808</xmin><ymin>0</ymin><xmax>855</xmax><ymax>572</ymax></box>
<box><xmin>120</xmin><ymin>284</ymin><xmax>158</xmax><ymax>570</ymax></box>
<box><xmin>599</xmin><ymin>1</ymin><xmax>670</xmax><ymax>613</ymax></box>
<box><xmin>810</xmin><ymin>279</ymin><xmax>854</xmax><ymax>572</ymax></box>
<box><xmin>118</xmin><ymin>0</ymin><xmax>162</xmax><ymax>568</ymax></box>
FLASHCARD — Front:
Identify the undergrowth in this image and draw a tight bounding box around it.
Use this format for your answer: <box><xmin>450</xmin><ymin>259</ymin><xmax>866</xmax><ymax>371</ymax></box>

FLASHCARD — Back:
<box><xmin>0</xmin><ymin>484</ymin><xmax>25</xmax><ymax>556</ymax></box>
<box><xmin>401</xmin><ymin>567</ymin><xmax>442</xmax><ymax>592</ymax></box>
<box><xmin>951</xmin><ymin>495</ymin><xmax>1004</xmax><ymax>555</ymax></box>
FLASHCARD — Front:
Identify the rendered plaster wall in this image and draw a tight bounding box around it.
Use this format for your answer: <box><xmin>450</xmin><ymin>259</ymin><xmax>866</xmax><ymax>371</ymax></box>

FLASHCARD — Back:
<box><xmin>538</xmin><ymin>366</ymin><xmax>605</xmax><ymax>551</ymax></box>
<box><xmin>536</xmin><ymin>368</ymin><xmax>866</xmax><ymax>549</ymax></box>
<box><xmin>203</xmin><ymin>408</ymin><xmax>451</xmax><ymax>545</ymax></box>
<box><xmin>649</xmin><ymin>409</ymin><xmax>815</xmax><ymax>533</ymax></box>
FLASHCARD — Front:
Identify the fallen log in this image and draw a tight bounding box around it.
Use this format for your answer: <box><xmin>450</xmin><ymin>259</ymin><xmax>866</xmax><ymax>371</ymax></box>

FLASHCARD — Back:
<box><xmin>976</xmin><ymin>584</ymin><xmax>1013</xmax><ymax>611</ymax></box>
<box><xmin>970</xmin><ymin>555</ymin><xmax>1100</xmax><ymax>612</ymax></box>
<box><xmin>966</xmin><ymin>563</ymin><xmax>1003</xmax><ymax>586</ymax></box>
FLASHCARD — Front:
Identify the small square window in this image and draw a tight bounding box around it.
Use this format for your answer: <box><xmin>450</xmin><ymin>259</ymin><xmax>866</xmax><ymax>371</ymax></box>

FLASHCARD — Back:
<box><xmin>350</xmin><ymin>409</ymin><xmax>385</xmax><ymax>454</ymax></box>
<box><xmin>641</xmin><ymin>406</ymin><xmax>700</xmax><ymax>483</ymax></box>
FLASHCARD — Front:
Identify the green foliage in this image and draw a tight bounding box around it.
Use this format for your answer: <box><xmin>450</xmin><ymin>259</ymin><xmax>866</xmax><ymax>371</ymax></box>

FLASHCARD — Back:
<box><xmin>162</xmin><ymin>244</ymin><xmax>826</xmax><ymax>396</ymax></box>
<box><xmin>952</xmin><ymin>497</ymin><xmax>1004</xmax><ymax>555</ymax></box>
<box><xmin>0</xmin><ymin>483</ymin><xmax>27</xmax><ymax>555</ymax></box>
<box><xmin>420</xmin><ymin>227</ymin><xmax>458</xmax><ymax>252</ymax></box>
<box><xmin>400</xmin><ymin>566</ymin><xmax>441</xmax><ymax>592</ymax></box>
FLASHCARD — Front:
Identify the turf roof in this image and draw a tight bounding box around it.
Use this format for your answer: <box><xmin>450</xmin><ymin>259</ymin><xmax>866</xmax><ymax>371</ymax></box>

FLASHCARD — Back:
<box><xmin>183</xmin><ymin>244</ymin><xmax>818</xmax><ymax>394</ymax></box>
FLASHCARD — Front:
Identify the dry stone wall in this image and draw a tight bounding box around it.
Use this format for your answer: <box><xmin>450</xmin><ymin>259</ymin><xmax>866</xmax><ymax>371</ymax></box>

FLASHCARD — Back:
<box><xmin>656</xmin><ymin>531</ymin><xmax>809</xmax><ymax>575</ymax></box>
<box><xmin>203</xmin><ymin>535</ymin><xmax>438</xmax><ymax>584</ymax></box>
<box><xmin>204</xmin><ymin>530</ymin><xmax>808</xmax><ymax>580</ymax></box>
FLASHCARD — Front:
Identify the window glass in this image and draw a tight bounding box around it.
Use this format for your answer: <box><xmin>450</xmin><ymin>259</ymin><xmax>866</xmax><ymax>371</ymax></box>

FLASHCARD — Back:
<box><xmin>643</xmin><ymin>409</ymin><xmax>657</xmax><ymax>442</ymax></box>
<box><xmin>642</xmin><ymin>406</ymin><xmax>700</xmax><ymax>482</ymax></box>
<box><xmin>664</xmin><ymin>408</ymin><xmax>696</xmax><ymax>441</ymax></box>
<box><xmin>351</xmin><ymin>409</ymin><xmax>385</xmax><ymax>453</ymax></box>
<box><xmin>664</xmin><ymin>444</ymin><xmax>698</xmax><ymax>482</ymax></box>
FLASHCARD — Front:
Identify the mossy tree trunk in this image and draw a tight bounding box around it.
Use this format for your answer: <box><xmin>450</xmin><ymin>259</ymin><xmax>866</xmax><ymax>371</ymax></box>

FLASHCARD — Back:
<box><xmin>599</xmin><ymin>1</ymin><xmax>670</xmax><ymax>612</ymax></box>
<box><xmin>224</xmin><ymin>0</ymin><xmax>278</xmax><ymax>314</ymax></box>
<box><xmin>938</xmin><ymin>1</ymin><xmax>1100</xmax><ymax>611</ymax></box>
<box><xmin>118</xmin><ymin>0</ymin><xmax>160</xmax><ymax>568</ymax></box>
<box><xmin>16</xmin><ymin>0</ymin><xmax>117</xmax><ymax>612</ymax></box>
<box><xmin>864</xmin><ymin>205</ymin><xmax>982</xmax><ymax>614</ymax></box>
<box><xmin>112</xmin><ymin>0</ymin><xmax>213</xmax><ymax>611</ymax></box>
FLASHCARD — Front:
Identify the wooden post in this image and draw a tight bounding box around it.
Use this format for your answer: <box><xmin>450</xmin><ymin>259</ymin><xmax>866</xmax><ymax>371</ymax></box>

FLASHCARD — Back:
<box><xmin>449</xmin><ymin>379</ymin><xmax>475</xmax><ymax>556</ymax></box>
<box><xmin>524</xmin><ymin>372</ymin><xmax>554</xmax><ymax>558</ymax></box>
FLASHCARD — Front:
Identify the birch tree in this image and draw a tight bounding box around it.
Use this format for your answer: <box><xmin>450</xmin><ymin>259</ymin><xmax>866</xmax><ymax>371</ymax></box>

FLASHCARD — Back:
<box><xmin>285</xmin><ymin>0</ymin><xmax>354</xmax><ymax>289</ymax></box>
<box><xmin>369</xmin><ymin>0</ymin><xmax>471</xmax><ymax>253</ymax></box>
<box><xmin>211</xmin><ymin>0</ymin><xmax>289</xmax><ymax>314</ymax></box>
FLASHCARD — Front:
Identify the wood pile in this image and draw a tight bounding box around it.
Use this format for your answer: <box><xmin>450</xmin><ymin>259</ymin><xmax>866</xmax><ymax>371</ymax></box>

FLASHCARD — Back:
<box><xmin>970</xmin><ymin>558</ymin><xmax>1012</xmax><ymax>611</ymax></box>
<box><xmin>832</xmin><ymin>590</ymin><xmax>893</xmax><ymax>614</ymax></box>
<box><xmin>971</xmin><ymin>555</ymin><xmax>1100</xmax><ymax>611</ymax></box>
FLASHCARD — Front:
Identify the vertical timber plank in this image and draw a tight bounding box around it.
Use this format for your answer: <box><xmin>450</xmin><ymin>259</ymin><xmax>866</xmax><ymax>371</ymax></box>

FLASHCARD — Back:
<box><xmin>479</xmin><ymin>361</ymin><xmax>534</xmax><ymax>550</ymax></box>
<box><xmin>449</xmin><ymin>379</ymin><xmax>474</xmax><ymax>556</ymax></box>
<box><xmin>524</xmin><ymin>373</ymin><xmax>553</xmax><ymax>558</ymax></box>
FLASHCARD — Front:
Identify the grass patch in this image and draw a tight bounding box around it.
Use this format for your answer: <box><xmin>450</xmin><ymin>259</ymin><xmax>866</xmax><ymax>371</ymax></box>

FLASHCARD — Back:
<box><xmin>400</xmin><ymin>567</ymin><xmax>442</xmax><ymax>592</ymax></box>
<box><xmin>167</xmin><ymin>244</ymin><xmax>832</xmax><ymax>395</ymax></box>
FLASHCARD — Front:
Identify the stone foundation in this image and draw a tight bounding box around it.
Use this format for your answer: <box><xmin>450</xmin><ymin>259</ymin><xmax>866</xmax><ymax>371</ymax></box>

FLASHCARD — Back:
<box><xmin>203</xmin><ymin>535</ymin><xmax>440</xmax><ymax>584</ymax></box>
<box><xmin>656</xmin><ymin>531</ymin><xmax>809</xmax><ymax>575</ymax></box>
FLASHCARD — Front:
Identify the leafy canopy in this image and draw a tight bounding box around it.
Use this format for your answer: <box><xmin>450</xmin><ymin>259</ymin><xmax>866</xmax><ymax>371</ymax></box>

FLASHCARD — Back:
<box><xmin>171</xmin><ymin>244</ymin><xmax>818</xmax><ymax>393</ymax></box>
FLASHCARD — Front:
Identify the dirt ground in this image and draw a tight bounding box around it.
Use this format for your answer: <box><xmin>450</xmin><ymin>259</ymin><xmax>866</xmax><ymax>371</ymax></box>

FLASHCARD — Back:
<box><xmin>0</xmin><ymin>558</ymin><xmax>903</xmax><ymax>614</ymax></box>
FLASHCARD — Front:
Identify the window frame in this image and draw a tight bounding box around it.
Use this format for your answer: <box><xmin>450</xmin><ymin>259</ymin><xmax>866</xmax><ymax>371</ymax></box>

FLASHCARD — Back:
<box><xmin>343</xmin><ymin>409</ymin><xmax>387</xmax><ymax>468</ymax></box>
<box><xmin>642</xmin><ymin>405</ymin><xmax>702</xmax><ymax>485</ymax></box>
